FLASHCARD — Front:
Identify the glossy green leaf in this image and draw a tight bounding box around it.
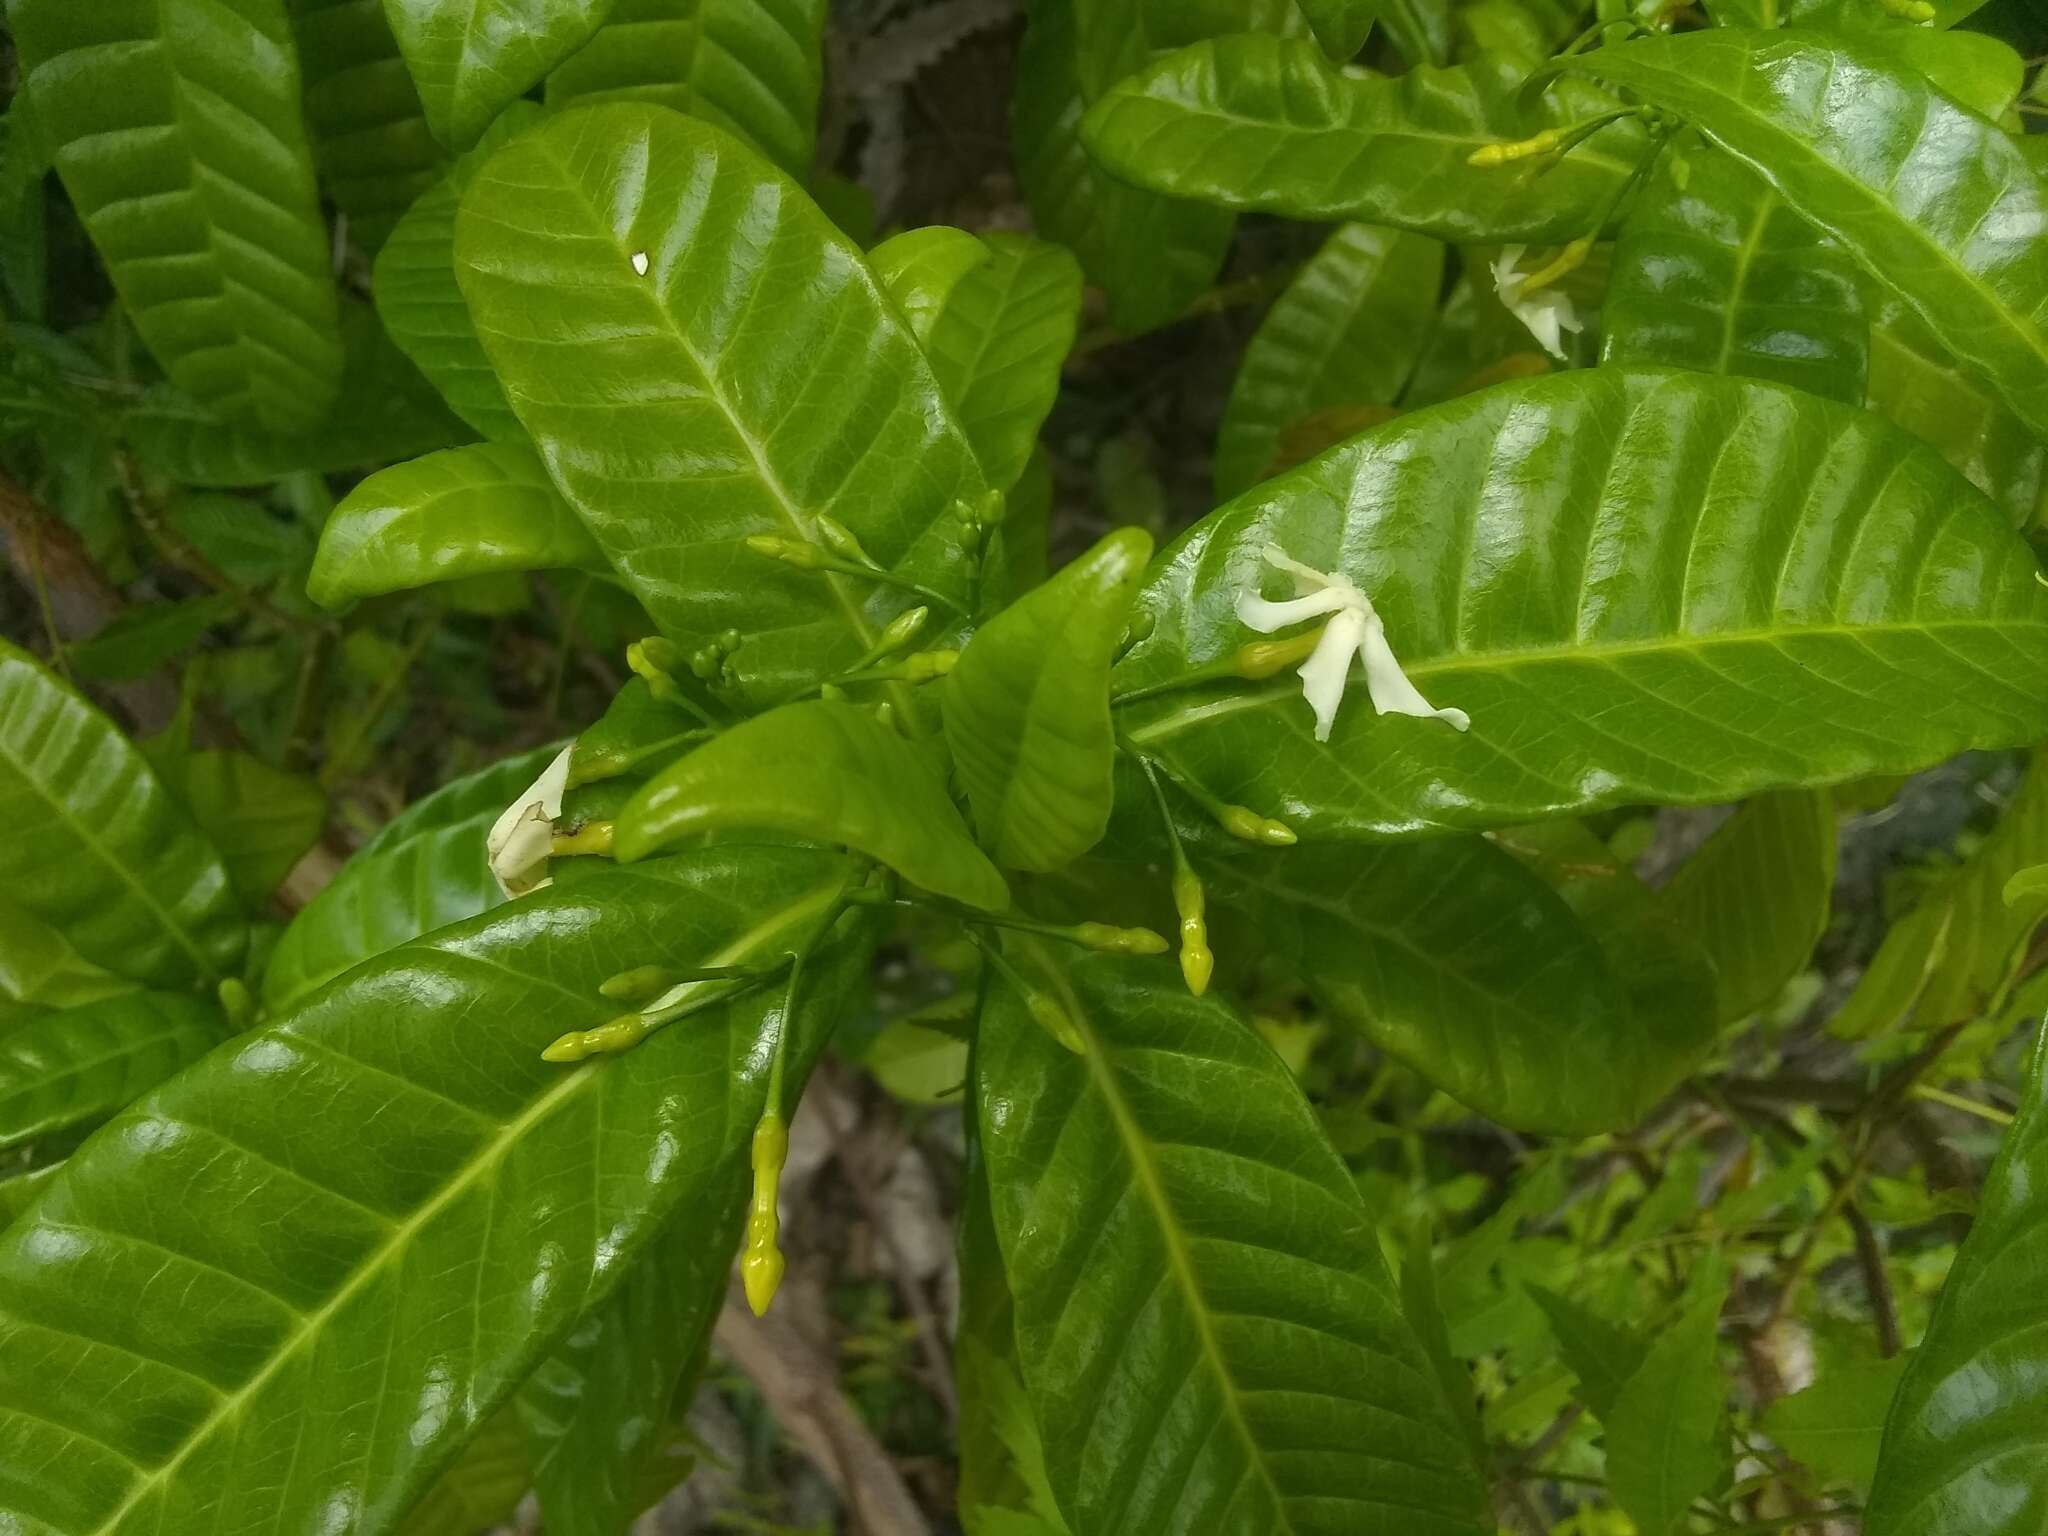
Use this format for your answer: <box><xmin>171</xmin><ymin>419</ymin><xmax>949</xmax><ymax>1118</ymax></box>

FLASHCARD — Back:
<box><xmin>872</xmin><ymin>227</ymin><xmax>997</xmax><ymax>346</ymax></box>
<box><xmin>0</xmin><ymin>641</ymin><xmax>247</xmax><ymax>991</ymax></box>
<box><xmin>1604</xmin><ymin>1284</ymin><xmax>1728</xmax><ymax>1536</ymax></box>
<box><xmin>1218</xmin><ymin>839</ymin><xmax>1696</xmax><ymax>1132</ymax></box>
<box><xmin>922</xmin><ymin>234</ymin><xmax>1083</xmax><ymax>493</ymax></box>
<box><xmin>145</xmin><ymin>749</ymin><xmax>327</xmax><ymax>908</ymax></box>
<box><xmin>261</xmin><ymin>746</ymin><xmax>556</xmax><ymax>1012</ymax></box>
<box><xmin>945</xmin><ymin>530</ymin><xmax>1151</xmax><ymax>872</ymax></box>
<box><xmin>976</xmin><ymin>952</ymin><xmax>1490</xmax><ymax>1535</ymax></box>
<box><xmin>1834</xmin><ymin>754</ymin><xmax>2048</xmax><ymax>1038</ymax></box>
<box><xmin>1761</xmin><ymin>1353</ymin><xmax>1909</xmax><ymax>1498</ymax></box>
<box><xmin>618</xmin><ymin>700</ymin><xmax>1009</xmax><ymax>910</ymax></box>
<box><xmin>1216</xmin><ymin>222</ymin><xmax>1443</xmax><ymax>500</ymax></box>
<box><xmin>10</xmin><ymin>0</ymin><xmax>344</xmax><ymax>430</ymax></box>
<box><xmin>396</xmin><ymin>1406</ymin><xmax>531</xmax><ymax>1536</ymax></box>
<box><xmin>545</xmin><ymin>0</ymin><xmax>828</xmax><ymax>177</ymax></box>
<box><xmin>1661</xmin><ymin>791</ymin><xmax>1836</xmax><ymax>1022</ymax></box>
<box><xmin>1298</xmin><ymin>0</ymin><xmax>1449</xmax><ymax>66</ymax></box>
<box><xmin>1603</xmin><ymin>138</ymin><xmax>1868</xmax><ymax>404</ymax></box>
<box><xmin>0</xmin><ymin>850</ymin><xmax>872</xmax><ymax>1535</ymax></box>
<box><xmin>1867</xmin><ymin>1026</ymin><xmax>2048</xmax><ymax>1535</ymax></box>
<box><xmin>383</xmin><ymin>0</ymin><xmax>616</xmax><ymax>148</ymax></box>
<box><xmin>1526</xmin><ymin>1284</ymin><xmax>1646</xmax><ymax>1419</ymax></box>
<box><xmin>0</xmin><ymin>900</ymin><xmax>132</xmax><ymax>1012</ymax></box>
<box><xmin>1851</xmin><ymin>25</ymin><xmax>2023</xmax><ymax>121</ymax></box>
<box><xmin>1869</xmin><ymin>298</ymin><xmax>2045</xmax><ymax>527</ymax></box>
<box><xmin>864</xmin><ymin>1017</ymin><xmax>970</xmax><ymax>1105</ymax></box>
<box><xmin>1079</xmin><ymin>37</ymin><xmax>1652</xmax><ymax>244</ymax></box>
<box><xmin>984</xmin><ymin>446</ymin><xmax>1054</xmax><ymax>615</ymax></box>
<box><xmin>1567</xmin><ymin>30</ymin><xmax>2048</xmax><ymax>442</ymax></box>
<box><xmin>288</xmin><ymin>0</ymin><xmax>448</xmax><ymax>251</ymax></box>
<box><xmin>124</xmin><ymin>305</ymin><xmax>468</xmax><ymax>487</ymax></box>
<box><xmin>1113</xmin><ymin>368</ymin><xmax>2048</xmax><ymax>842</ymax></box>
<box><xmin>0</xmin><ymin>1163</ymin><xmax>61</xmax><ymax>1231</ymax></box>
<box><xmin>311</xmin><ymin>442</ymin><xmax>607</xmax><ymax>608</ymax></box>
<box><xmin>570</xmin><ymin>678</ymin><xmax>709</xmax><ymax>788</ymax></box>
<box><xmin>0</xmin><ymin>992</ymin><xmax>228</xmax><ymax>1154</ymax></box>
<box><xmin>68</xmin><ymin>594</ymin><xmax>241</xmax><ymax>684</ymax></box>
<box><xmin>457</xmin><ymin>104</ymin><xmax>986</xmax><ymax>701</ymax></box>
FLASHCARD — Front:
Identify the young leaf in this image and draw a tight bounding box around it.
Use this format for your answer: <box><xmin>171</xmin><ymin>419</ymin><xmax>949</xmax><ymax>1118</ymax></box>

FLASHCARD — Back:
<box><xmin>1867</xmin><ymin>1026</ymin><xmax>2048</xmax><ymax>1535</ymax></box>
<box><xmin>10</xmin><ymin>0</ymin><xmax>345</xmax><ymax>431</ymax></box>
<box><xmin>1761</xmin><ymin>1353</ymin><xmax>1910</xmax><ymax>1498</ymax></box>
<box><xmin>976</xmin><ymin>952</ymin><xmax>1490</xmax><ymax>1535</ymax></box>
<box><xmin>1526</xmin><ymin>1284</ymin><xmax>1648</xmax><ymax>1420</ymax></box>
<box><xmin>1661</xmin><ymin>790</ymin><xmax>1837</xmax><ymax>1023</ymax></box>
<box><xmin>0</xmin><ymin>851</ymin><xmax>873</xmax><ymax>1536</ymax></box>
<box><xmin>1219</xmin><ymin>838</ymin><xmax>1705</xmax><ymax>1134</ymax></box>
<box><xmin>1078</xmin><ymin>37</ymin><xmax>1652</xmax><ymax>243</ymax></box>
<box><xmin>145</xmin><ymin>749</ymin><xmax>328</xmax><ymax>909</ymax></box>
<box><xmin>1114</xmin><ymin>369</ymin><xmax>2048</xmax><ymax>842</ymax></box>
<box><xmin>872</xmin><ymin>226</ymin><xmax>997</xmax><ymax>345</ymax></box>
<box><xmin>1604</xmin><ymin>1284</ymin><xmax>1730</xmax><ymax>1536</ymax></box>
<box><xmin>261</xmin><ymin>746</ymin><xmax>559</xmax><ymax>1012</ymax></box>
<box><xmin>383</xmin><ymin>0</ymin><xmax>617</xmax><ymax>149</ymax></box>
<box><xmin>571</xmin><ymin>679</ymin><xmax>709</xmax><ymax>788</ymax></box>
<box><xmin>0</xmin><ymin>641</ymin><xmax>248</xmax><ymax>991</ymax></box>
<box><xmin>616</xmin><ymin>700</ymin><xmax>1011</xmax><ymax>911</ymax></box>
<box><xmin>1215</xmin><ymin>222</ymin><xmax>1444</xmax><ymax>500</ymax></box>
<box><xmin>456</xmin><ymin>105</ymin><xmax>986</xmax><ymax>702</ymax></box>
<box><xmin>124</xmin><ymin>305</ymin><xmax>468</xmax><ymax>487</ymax></box>
<box><xmin>0</xmin><ymin>992</ymin><xmax>229</xmax><ymax>1154</ymax></box>
<box><xmin>1603</xmin><ymin>138</ymin><xmax>1869</xmax><ymax>405</ymax></box>
<box><xmin>944</xmin><ymin>529</ymin><xmax>1152</xmax><ymax>872</ymax></box>
<box><xmin>545</xmin><ymin>0</ymin><xmax>829</xmax><ymax>178</ymax></box>
<box><xmin>1567</xmin><ymin>31</ymin><xmax>2048</xmax><ymax>442</ymax></box>
<box><xmin>310</xmin><ymin>442</ymin><xmax>608</xmax><ymax>608</ymax></box>
<box><xmin>287</xmin><ymin>0</ymin><xmax>449</xmax><ymax>252</ymax></box>
<box><xmin>1834</xmin><ymin>754</ymin><xmax>2048</xmax><ymax>1038</ymax></box>
<box><xmin>921</xmin><ymin>234</ymin><xmax>1084</xmax><ymax>493</ymax></box>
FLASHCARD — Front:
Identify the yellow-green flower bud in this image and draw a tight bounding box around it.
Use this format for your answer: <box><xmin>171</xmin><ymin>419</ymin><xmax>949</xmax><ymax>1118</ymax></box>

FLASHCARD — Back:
<box><xmin>875</xmin><ymin>606</ymin><xmax>930</xmax><ymax>656</ymax></box>
<box><xmin>1217</xmin><ymin>804</ymin><xmax>1298</xmax><ymax>846</ymax></box>
<box><xmin>815</xmin><ymin>514</ymin><xmax>875</xmax><ymax>567</ymax></box>
<box><xmin>551</xmin><ymin>821</ymin><xmax>614</xmax><ymax>858</ymax></box>
<box><xmin>218</xmin><ymin>977</ymin><xmax>253</xmax><ymax>1029</ymax></box>
<box><xmin>1172</xmin><ymin>866</ymin><xmax>1213</xmax><ymax>998</ymax></box>
<box><xmin>1071</xmin><ymin>921</ymin><xmax>1170</xmax><ymax>956</ymax></box>
<box><xmin>599</xmin><ymin>964</ymin><xmax>675</xmax><ymax>1002</ymax></box>
<box><xmin>541</xmin><ymin>1011</ymin><xmax>652</xmax><ymax>1063</ymax></box>
<box><xmin>741</xmin><ymin>1111</ymin><xmax>790</xmax><ymax>1316</ymax></box>
<box><xmin>901</xmin><ymin>648</ymin><xmax>959</xmax><ymax>681</ymax></box>
<box><xmin>745</xmin><ymin>533</ymin><xmax>826</xmax><ymax>569</ymax></box>
<box><xmin>1233</xmin><ymin>630</ymin><xmax>1323</xmax><ymax>680</ymax></box>
<box><xmin>1466</xmin><ymin>127</ymin><xmax>1562</xmax><ymax>167</ymax></box>
<box><xmin>1026</xmin><ymin>989</ymin><xmax>1087</xmax><ymax>1054</ymax></box>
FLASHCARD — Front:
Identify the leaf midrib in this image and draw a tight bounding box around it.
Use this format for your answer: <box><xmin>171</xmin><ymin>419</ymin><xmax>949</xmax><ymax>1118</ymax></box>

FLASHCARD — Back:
<box><xmin>77</xmin><ymin>875</ymin><xmax>844</xmax><ymax>1536</ymax></box>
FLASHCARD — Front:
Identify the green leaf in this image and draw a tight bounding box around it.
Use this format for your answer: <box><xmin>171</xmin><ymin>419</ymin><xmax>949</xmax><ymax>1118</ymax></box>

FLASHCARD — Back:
<box><xmin>1867</xmin><ymin>1026</ymin><xmax>2048</xmax><ymax>1535</ymax></box>
<box><xmin>311</xmin><ymin>442</ymin><xmax>607</xmax><ymax>608</ymax></box>
<box><xmin>124</xmin><ymin>305</ymin><xmax>468</xmax><ymax>487</ymax></box>
<box><xmin>984</xmin><ymin>447</ymin><xmax>1055</xmax><ymax>616</ymax></box>
<box><xmin>383</xmin><ymin>0</ymin><xmax>617</xmax><ymax>149</ymax></box>
<box><xmin>1215</xmin><ymin>222</ymin><xmax>1444</xmax><ymax>500</ymax></box>
<box><xmin>261</xmin><ymin>746</ymin><xmax>557</xmax><ymax>1012</ymax></box>
<box><xmin>1761</xmin><ymin>1353</ymin><xmax>1909</xmax><ymax>1498</ymax></box>
<box><xmin>1113</xmin><ymin>368</ymin><xmax>2048</xmax><ymax>842</ymax></box>
<box><xmin>396</xmin><ymin>1406</ymin><xmax>531</xmax><ymax>1536</ymax></box>
<box><xmin>0</xmin><ymin>1162</ymin><xmax>61</xmax><ymax>1230</ymax></box>
<box><xmin>457</xmin><ymin>104</ymin><xmax>986</xmax><ymax>701</ymax></box>
<box><xmin>0</xmin><ymin>640</ymin><xmax>247</xmax><ymax>991</ymax></box>
<box><xmin>1298</xmin><ymin>0</ymin><xmax>1449</xmax><ymax>67</ymax></box>
<box><xmin>0</xmin><ymin>992</ymin><xmax>228</xmax><ymax>1154</ymax></box>
<box><xmin>1078</xmin><ymin>37</ymin><xmax>1653</xmax><ymax>243</ymax></box>
<box><xmin>166</xmin><ymin>495</ymin><xmax>316</xmax><ymax>588</ymax></box>
<box><xmin>9</xmin><ymin>0</ymin><xmax>344</xmax><ymax>431</ymax></box>
<box><xmin>1834</xmin><ymin>753</ymin><xmax>2048</xmax><ymax>1038</ymax></box>
<box><xmin>0</xmin><ymin>899</ymin><xmax>132</xmax><ymax>1011</ymax></box>
<box><xmin>872</xmin><ymin>226</ymin><xmax>998</xmax><ymax>346</ymax></box>
<box><xmin>1602</xmin><ymin>138</ymin><xmax>1868</xmax><ymax>404</ymax></box>
<box><xmin>1526</xmin><ymin>1284</ymin><xmax>1647</xmax><ymax>1420</ymax></box>
<box><xmin>976</xmin><ymin>951</ymin><xmax>1490</xmax><ymax>1535</ymax></box>
<box><xmin>68</xmin><ymin>594</ymin><xmax>242</xmax><ymax>684</ymax></box>
<box><xmin>0</xmin><ymin>850</ymin><xmax>871</xmax><ymax>1535</ymax></box>
<box><xmin>945</xmin><ymin>529</ymin><xmax>1151</xmax><ymax>872</ymax></box>
<box><xmin>1565</xmin><ymin>30</ymin><xmax>2048</xmax><ymax>443</ymax></box>
<box><xmin>544</xmin><ymin>0</ymin><xmax>828</xmax><ymax>177</ymax></box>
<box><xmin>145</xmin><ymin>749</ymin><xmax>327</xmax><ymax>908</ymax></box>
<box><xmin>1661</xmin><ymin>791</ymin><xmax>1836</xmax><ymax>1022</ymax></box>
<box><xmin>921</xmin><ymin>234</ymin><xmax>1083</xmax><ymax>494</ymax></box>
<box><xmin>1850</xmin><ymin>24</ymin><xmax>2023</xmax><ymax>121</ymax></box>
<box><xmin>570</xmin><ymin>678</ymin><xmax>709</xmax><ymax>788</ymax></box>
<box><xmin>863</xmin><ymin>1017</ymin><xmax>970</xmax><ymax>1105</ymax></box>
<box><xmin>1604</xmin><ymin>1283</ymin><xmax>1729</xmax><ymax>1536</ymax></box>
<box><xmin>1225</xmin><ymin>834</ymin><xmax>1712</xmax><ymax>1132</ymax></box>
<box><xmin>617</xmin><ymin>700</ymin><xmax>1010</xmax><ymax>911</ymax></box>
<box><xmin>287</xmin><ymin>0</ymin><xmax>449</xmax><ymax>251</ymax></box>
<box><xmin>1869</xmin><ymin>298</ymin><xmax>2045</xmax><ymax>527</ymax></box>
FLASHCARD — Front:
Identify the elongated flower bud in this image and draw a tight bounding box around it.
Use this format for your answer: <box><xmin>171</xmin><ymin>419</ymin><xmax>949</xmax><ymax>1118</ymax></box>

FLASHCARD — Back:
<box><xmin>815</xmin><ymin>514</ymin><xmax>876</xmax><ymax>567</ymax></box>
<box><xmin>741</xmin><ymin>1111</ymin><xmax>790</xmax><ymax>1315</ymax></box>
<box><xmin>1172</xmin><ymin>866</ymin><xmax>1213</xmax><ymax>997</ymax></box>
<box><xmin>1467</xmin><ymin>127</ymin><xmax>1562</xmax><ymax>167</ymax></box>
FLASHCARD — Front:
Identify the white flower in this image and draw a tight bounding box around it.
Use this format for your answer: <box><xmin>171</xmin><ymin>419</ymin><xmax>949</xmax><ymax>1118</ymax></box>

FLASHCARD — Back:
<box><xmin>1491</xmin><ymin>246</ymin><xmax>1582</xmax><ymax>361</ymax></box>
<box><xmin>630</xmin><ymin>251</ymin><xmax>650</xmax><ymax>276</ymax></box>
<box><xmin>487</xmin><ymin>745</ymin><xmax>574</xmax><ymax>898</ymax></box>
<box><xmin>1235</xmin><ymin>545</ymin><xmax>1470</xmax><ymax>742</ymax></box>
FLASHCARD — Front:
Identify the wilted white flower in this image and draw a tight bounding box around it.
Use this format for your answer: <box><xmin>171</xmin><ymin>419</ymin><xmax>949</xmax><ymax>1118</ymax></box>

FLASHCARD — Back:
<box><xmin>1490</xmin><ymin>245</ymin><xmax>1582</xmax><ymax>360</ymax></box>
<box><xmin>1235</xmin><ymin>545</ymin><xmax>1470</xmax><ymax>743</ymax></box>
<box><xmin>487</xmin><ymin>745</ymin><xmax>574</xmax><ymax>898</ymax></box>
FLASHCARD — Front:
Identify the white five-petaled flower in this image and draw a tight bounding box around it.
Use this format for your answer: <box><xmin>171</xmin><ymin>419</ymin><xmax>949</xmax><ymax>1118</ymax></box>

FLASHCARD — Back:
<box><xmin>487</xmin><ymin>745</ymin><xmax>574</xmax><ymax>898</ymax></box>
<box><xmin>1235</xmin><ymin>545</ymin><xmax>1471</xmax><ymax>743</ymax></box>
<box><xmin>1490</xmin><ymin>246</ymin><xmax>1582</xmax><ymax>361</ymax></box>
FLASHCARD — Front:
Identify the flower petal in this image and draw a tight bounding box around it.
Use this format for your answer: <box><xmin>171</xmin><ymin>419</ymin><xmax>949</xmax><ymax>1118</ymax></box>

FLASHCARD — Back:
<box><xmin>1236</xmin><ymin>585</ymin><xmax>1356</xmax><ymax>634</ymax></box>
<box><xmin>487</xmin><ymin>744</ymin><xmax>574</xmax><ymax>897</ymax></box>
<box><xmin>1296</xmin><ymin>607</ymin><xmax>1367</xmax><ymax>742</ymax></box>
<box><xmin>1358</xmin><ymin>615</ymin><xmax>1469</xmax><ymax>731</ymax></box>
